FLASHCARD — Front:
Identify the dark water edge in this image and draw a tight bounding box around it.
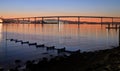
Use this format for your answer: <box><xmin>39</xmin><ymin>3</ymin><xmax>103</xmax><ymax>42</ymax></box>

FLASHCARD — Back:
<box><xmin>1</xmin><ymin>46</ymin><xmax>120</xmax><ymax>71</ymax></box>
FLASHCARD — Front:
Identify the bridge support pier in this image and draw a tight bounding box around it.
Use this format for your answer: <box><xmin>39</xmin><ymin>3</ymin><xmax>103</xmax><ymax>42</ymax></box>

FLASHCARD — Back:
<box><xmin>17</xmin><ymin>19</ymin><xmax>19</xmax><ymax>23</ymax></box>
<box><xmin>58</xmin><ymin>17</ymin><xmax>60</xmax><ymax>24</ymax></box>
<box><xmin>23</xmin><ymin>18</ymin><xmax>24</xmax><ymax>24</ymax></box>
<box><xmin>35</xmin><ymin>17</ymin><xmax>36</xmax><ymax>24</ymax></box>
<box><xmin>28</xmin><ymin>18</ymin><xmax>30</xmax><ymax>22</ymax></box>
<box><xmin>101</xmin><ymin>17</ymin><xmax>103</xmax><ymax>24</ymax></box>
<box><xmin>78</xmin><ymin>16</ymin><xmax>80</xmax><ymax>24</ymax></box>
<box><xmin>23</xmin><ymin>18</ymin><xmax>24</xmax><ymax>21</ymax></box>
<box><xmin>108</xmin><ymin>23</ymin><xmax>110</xmax><ymax>28</ymax></box>
<box><xmin>112</xmin><ymin>17</ymin><xmax>113</xmax><ymax>24</ymax></box>
<box><xmin>42</xmin><ymin>17</ymin><xmax>44</xmax><ymax>24</ymax></box>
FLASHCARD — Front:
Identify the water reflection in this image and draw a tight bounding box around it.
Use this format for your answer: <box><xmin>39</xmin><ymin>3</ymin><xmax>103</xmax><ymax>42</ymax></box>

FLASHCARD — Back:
<box><xmin>4</xmin><ymin>23</ymin><xmax>119</xmax><ymax>51</ymax></box>
<box><xmin>0</xmin><ymin>23</ymin><xmax>119</xmax><ymax>68</ymax></box>
<box><xmin>0</xmin><ymin>24</ymin><xmax>3</xmax><ymax>43</ymax></box>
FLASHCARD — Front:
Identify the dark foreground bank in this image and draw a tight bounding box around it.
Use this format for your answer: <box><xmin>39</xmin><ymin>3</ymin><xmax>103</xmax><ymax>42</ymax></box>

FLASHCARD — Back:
<box><xmin>1</xmin><ymin>46</ymin><xmax>120</xmax><ymax>71</ymax></box>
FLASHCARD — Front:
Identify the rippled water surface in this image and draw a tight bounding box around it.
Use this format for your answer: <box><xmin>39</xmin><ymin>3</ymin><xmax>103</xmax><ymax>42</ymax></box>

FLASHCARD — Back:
<box><xmin>0</xmin><ymin>23</ymin><xmax>119</xmax><ymax>68</ymax></box>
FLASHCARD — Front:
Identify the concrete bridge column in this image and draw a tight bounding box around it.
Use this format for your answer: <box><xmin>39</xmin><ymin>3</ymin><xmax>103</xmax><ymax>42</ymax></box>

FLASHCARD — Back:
<box><xmin>23</xmin><ymin>18</ymin><xmax>24</xmax><ymax>21</ymax></box>
<box><xmin>42</xmin><ymin>17</ymin><xmax>44</xmax><ymax>24</ymax></box>
<box><xmin>101</xmin><ymin>17</ymin><xmax>103</xmax><ymax>24</ymax></box>
<box><xmin>58</xmin><ymin>17</ymin><xmax>60</xmax><ymax>24</ymax></box>
<box><xmin>78</xmin><ymin>16</ymin><xmax>80</xmax><ymax>24</ymax></box>
<box><xmin>112</xmin><ymin>17</ymin><xmax>113</xmax><ymax>24</ymax></box>
<box><xmin>23</xmin><ymin>18</ymin><xmax>24</xmax><ymax>24</ymax></box>
<box><xmin>17</xmin><ymin>19</ymin><xmax>19</xmax><ymax>23</ymax></box>
<box><xmin>28</xmin><ymin>18</ymin><xmax>30</xmax><ymax>22</ymax></box>
<box><xmin>35</xmin><ymin>17</ymin><xmax>36</xmax><ymax>24</ymax></box>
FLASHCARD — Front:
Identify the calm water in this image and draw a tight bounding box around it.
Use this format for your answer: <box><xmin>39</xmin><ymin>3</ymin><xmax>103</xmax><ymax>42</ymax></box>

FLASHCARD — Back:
<box><xmin>0</xmin><ymin>23</ymin><xmax>119</xmax><ymax>68</ymax></box>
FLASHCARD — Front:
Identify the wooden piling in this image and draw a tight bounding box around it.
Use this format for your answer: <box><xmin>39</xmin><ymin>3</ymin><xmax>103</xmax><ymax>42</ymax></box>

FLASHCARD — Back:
<box><xmin>36</xmin><ymin>44</ymin><xmax>45</xmax><ymax>48</ymax></box>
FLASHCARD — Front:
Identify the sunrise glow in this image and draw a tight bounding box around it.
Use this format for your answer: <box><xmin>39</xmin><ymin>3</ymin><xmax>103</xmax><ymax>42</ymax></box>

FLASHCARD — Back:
<box><xmin>0</xmin><ymin>0</ymin><xmax>120</xmax><ymax>18</ymax></box>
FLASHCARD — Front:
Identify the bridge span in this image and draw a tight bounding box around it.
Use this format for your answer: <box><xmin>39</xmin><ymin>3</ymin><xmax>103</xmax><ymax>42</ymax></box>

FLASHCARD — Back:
<box><xmin>2</xmin><ymin>16</ymin><xmax>120</xmax><ymax>24</ymax></box>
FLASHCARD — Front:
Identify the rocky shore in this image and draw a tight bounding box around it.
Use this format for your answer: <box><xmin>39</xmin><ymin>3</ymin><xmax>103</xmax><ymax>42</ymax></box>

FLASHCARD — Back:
<box><xmin>1</xmin><ymin>46</ymin><xmax>120</xmax><ymax>71</ymax></box>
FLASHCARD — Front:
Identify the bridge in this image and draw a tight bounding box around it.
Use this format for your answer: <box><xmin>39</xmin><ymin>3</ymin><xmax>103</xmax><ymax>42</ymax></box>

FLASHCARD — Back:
<box><xmin>2</xmin><ymin>16</ymin><xmax>120</xmax><ymax>46</ymax></box>
<box><xmin>2</xmin><ymin>16</ymin><xmax>120</xmax><ymax>24</ymax></box>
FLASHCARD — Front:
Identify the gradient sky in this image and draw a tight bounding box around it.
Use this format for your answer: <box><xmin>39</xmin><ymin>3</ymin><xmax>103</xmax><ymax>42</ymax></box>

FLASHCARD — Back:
<box><xmin>0</xmin><ymin>0</ymin><xmax>120</xmax><ymax>18</ymax></box>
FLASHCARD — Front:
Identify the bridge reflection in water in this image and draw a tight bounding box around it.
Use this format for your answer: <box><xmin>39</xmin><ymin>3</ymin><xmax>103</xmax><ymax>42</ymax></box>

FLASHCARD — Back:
<box><xmin>3</xmin><ymin>23</ymin><xmax>120</xmax><ymax>51</ymax></box>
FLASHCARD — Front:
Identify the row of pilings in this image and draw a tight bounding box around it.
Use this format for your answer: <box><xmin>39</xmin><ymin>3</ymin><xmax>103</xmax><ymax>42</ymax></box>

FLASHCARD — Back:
<box><xmin>6</xmin><ymin>38</ymin><xmax>80</xmax><ymax>54</ymax></box>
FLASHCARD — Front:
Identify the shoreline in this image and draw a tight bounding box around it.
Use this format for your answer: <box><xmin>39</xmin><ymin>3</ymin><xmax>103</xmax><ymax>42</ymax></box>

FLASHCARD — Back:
<box><xmin>2</xmin><ymin>45</ymin><xmax>120</xmax><ymax>71</ymax></box>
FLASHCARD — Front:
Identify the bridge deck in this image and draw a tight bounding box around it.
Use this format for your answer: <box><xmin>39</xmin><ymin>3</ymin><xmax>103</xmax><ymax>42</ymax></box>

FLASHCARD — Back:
<box><xmin>1</xmin><ymin>16</ymin><xmax>120</xmax><ymax>24</ymax></box>
<box><xmin>10</xmin><ymin>16</ymin><xmax>120</xmax><ymax>19</ymax></box>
